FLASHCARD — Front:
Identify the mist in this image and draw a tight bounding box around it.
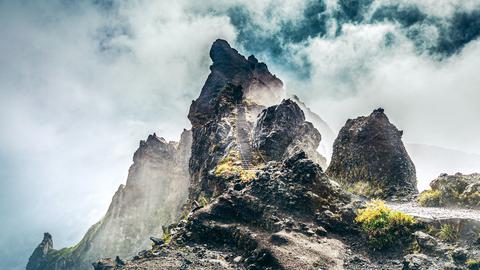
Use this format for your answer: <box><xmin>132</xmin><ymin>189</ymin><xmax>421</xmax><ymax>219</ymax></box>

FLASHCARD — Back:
<box><xmin>1</xmin><ymin>1</ymin><xmax>480</xmax><ymax>269</ymax></box>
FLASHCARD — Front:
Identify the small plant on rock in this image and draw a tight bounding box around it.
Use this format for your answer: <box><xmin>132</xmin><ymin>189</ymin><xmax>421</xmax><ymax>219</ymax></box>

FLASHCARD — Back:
<box><xmin>466</xmin><ymin>259</ymin><xmax>480</xmax><ymax>270</ymax></box>
<box><xmin>161</xmin><ymin>225</ymin><xmax>172</xmax><ymax>245</ymax></box>
<box><xmin>438</xmin><ymin>224</ymin><xmax>458</xmax><ymax>242</ymax></box>
<box><xmin>355</xmin><ymin>200</ymin><xmax>417</xmax><ymax>250</ymax></box>
<box><xmin>214</xmin><ymin>150</ymin><xmax>256</xmax><ymax>182</ymax></box>
<box><xmin>417</xmin><ymin>189</ymin><xmax>442</xmax><ymax>207</ymax></box>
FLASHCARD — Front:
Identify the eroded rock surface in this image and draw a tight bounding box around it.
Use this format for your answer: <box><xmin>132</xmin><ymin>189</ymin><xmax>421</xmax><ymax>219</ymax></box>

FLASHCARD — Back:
<box><xmin>418</xmin><ymin>173</ymin><xmax>480</xmax><ymax>208</ymax></box>
<box><xmin>291</xmin><ymin>94</ymin><xmax>335</xmax><ymax>161</ymax></box>
<box><xmin>326</xmin><ymin>108</ymin><xmax>418</xmax><ymax>199</ymax></box>
<box><xmin>253</xmin><ymin>99</ymin><xmax>326</xmax><ymax>168</ymax></box>
<box><xmin>26</xmin><ymin>233</ymin><xmax>54</xmax><ymax>270</ymax></box>
<box><xmin>27</xmin><ymin>130</ymin><xmax>192</xmax><ymax>270</ymax></box>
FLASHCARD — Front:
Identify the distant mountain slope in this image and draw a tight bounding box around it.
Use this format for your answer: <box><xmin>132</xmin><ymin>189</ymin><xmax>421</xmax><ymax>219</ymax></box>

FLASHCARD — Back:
<box><xmin>27</xmin><ymin>130</ymin><xmax>192</xmax><ymax>270</ymax></box>
<box><xmin>406</xmin><ymin>143</ymin><xmax>480</xmax><ymax>190</ymax></box>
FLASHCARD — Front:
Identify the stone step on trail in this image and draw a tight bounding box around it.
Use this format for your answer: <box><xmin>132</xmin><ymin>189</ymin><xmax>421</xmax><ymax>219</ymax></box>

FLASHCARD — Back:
<box><xmin>236</xmin><ymin>104</ymin><xmax>254</xmax><ymax>170</ymax></box>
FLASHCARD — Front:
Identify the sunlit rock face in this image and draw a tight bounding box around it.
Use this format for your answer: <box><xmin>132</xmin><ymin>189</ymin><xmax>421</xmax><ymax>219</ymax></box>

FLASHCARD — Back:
<box><xmin>27</xmin><ymin>130</ymin><xmax>192</xmax><ymax>270</ymax></box>
<box><xmin>253</xmin><ymin>99</ymin><xmax>326</xmax><ymax>169</ymax></box>
<box><xmin>326</xmin><ymin>108</ymin><xmax>417</xmax><ymax>199</ymax></box>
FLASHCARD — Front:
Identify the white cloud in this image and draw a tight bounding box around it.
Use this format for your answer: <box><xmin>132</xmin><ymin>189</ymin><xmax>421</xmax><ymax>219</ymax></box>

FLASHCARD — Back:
<box><xmin>2</xmin><ymin>1</ymin><xmax>480</xmax><ymax>269</ymax></box>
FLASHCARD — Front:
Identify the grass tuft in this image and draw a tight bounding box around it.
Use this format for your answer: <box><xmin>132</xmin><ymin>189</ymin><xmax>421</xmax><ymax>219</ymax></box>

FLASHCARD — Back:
<box><xmin>355</xmin><ymin>200</ymin><xmax>417</xmax><ymax>250</ymax></box>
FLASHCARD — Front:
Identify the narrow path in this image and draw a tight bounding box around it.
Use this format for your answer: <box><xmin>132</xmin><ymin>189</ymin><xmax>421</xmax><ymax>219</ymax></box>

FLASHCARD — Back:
<box><xmin>388</xmin><ymin>202</ymin><xmax>480</xmax><ymax>221</ymax></box>
<box><xmin>236</xmin><ymin>104</ymin><xmax>254</xmax><ymax>170</ymax></box>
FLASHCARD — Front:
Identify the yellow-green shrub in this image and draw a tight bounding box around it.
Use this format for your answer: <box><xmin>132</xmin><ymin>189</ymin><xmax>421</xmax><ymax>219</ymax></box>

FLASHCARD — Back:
<box><xmin>347</xmin><ymin>181</ymin><xmax>384</xmax><ymax>197</ymax></box>
<box><xmin>417</xmin><ymin>189</ymin><xmax>442</xmax><ymax>207</ymax></box>
<box><xmin>438</xmin><ymin>224</ymin><xmax>458</xmax><ymax>242</ymax></box>
<box><xmin>466</xmin><ymin>259</ymin><xmax>480</xmax><ymax>270</ymax></box>
<box><xmin>214</xmin><ymin>151</ymin><xmax>256</xmax><ymax>182</ymax></box>
<box><xmin>355</xmin><ymin>200</ymin><xmax>417</xmax><ymax>249</ymax></box>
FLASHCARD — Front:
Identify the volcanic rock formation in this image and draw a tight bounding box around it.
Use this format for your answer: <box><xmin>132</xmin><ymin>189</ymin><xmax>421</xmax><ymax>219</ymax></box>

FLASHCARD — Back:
<box><xmin>31</xmin><ymin>40</ymin><xmax>480</xmax><ymax>270</ymax></box>
<box><xmin>326</xmin><ymin>108</ymin><xmax>418</xmax><ymax>199</ymax></box>
<box><xmin>188</xmin><ymin>39</ymin><xmax>284</xmax><ymax>127</ymax></box>
<box><xmin>187</xmin><ymin>40</ymin><xmax>318</xmax><ymax>201</ymax></box>
<box><xmin>253</xmin><ymin>99</ymin><xmax>326</xmax><ymax>168</ymax></box>
<box><xmin>291</xmin><ymin>94</ymin><xmax>335</xmax><ymax>162</ymax></box>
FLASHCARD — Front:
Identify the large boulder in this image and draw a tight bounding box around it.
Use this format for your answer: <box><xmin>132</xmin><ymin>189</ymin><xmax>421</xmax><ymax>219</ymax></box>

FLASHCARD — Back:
<box><xmin>253</xmin><ymin>99</ymin><xmax>326</xmax><ymax>168</ymax></box>
<box><xmin>418</xmin><ymin>173</ymin><xmax>480</xmax><ymax>208</ymax></box>
<box><xmin>326</xmin><ymin>108</ymin><xmax>417</xmax><ymax>199</ymax></box>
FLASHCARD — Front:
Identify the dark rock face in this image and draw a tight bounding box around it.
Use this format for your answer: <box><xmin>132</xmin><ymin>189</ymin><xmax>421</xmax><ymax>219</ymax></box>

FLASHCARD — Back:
<box><xmin>326</xmin><ymin>108</ymin><xmax>418</xmax><ymax>198</ymax></box>
<box><xmin>27</xmin><ymin>130</ymin><xmax>192</xmax><ymax>270</ymax></box>
<box><xmin>187</xmin><ymin>40</ymin><xmax>286</xmax><ymax>201</ymax></box>
<box><xmin>89</xmin><ymin>40</ymin><xmax>480</xmax><ymax>270</ymax></box>
<box><xmin>26</xmin><ymin>233</ymin><xmax>53</xmax><ymax>270</ymax></box>
<box><xmin>418</xmin><ymin>173</ymin><xmax>480</xmax><ymax>208</ymax></box>
<box><xmin>99</xmin><ymin>151</ymin><xmax>354</xmax><ymax>270</ymax></box>
<box><xmin>291</xmin><ymin>95</ymin><xmax>335</xmax><ymax>161</ymax></box>
<box><xmin>253</xmin><ymin>99</ymin><xmax>326</xmax><ymax>168</ymax></box>
<box><xmin>188</xmin><ymin>39</ymin><xmax>283</xmax><ymax>127</ymax></box>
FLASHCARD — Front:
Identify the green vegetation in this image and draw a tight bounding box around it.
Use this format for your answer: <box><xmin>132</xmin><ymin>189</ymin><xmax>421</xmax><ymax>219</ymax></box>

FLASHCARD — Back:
<box><xmin>461</xmin><ymin>191</ymin><xmax>480</xmax><ymax>208</ymax></box>
<box><xmin>355</xmin><ymin>200</ymin><xmax>417</xmax><ymax>250</ymax></box>
<box><xmin>214</xmin><ymin>150</ymin><xmax>256</xmax><ymax>182</ymax></box>
<box><xmin>161</xmin><ymin>225</ymin><xmax>172</xmax><ymax>245</ymax></box>
<box><xmin>466</xmin><ymin>259</ymin><xmax>480</xmax><ymax>270</ymax></box>
<box><xmin>438</xmin><ymin>224</ymin><xmax>458</xmax><ymax>242</ymax></box>
<box><xmin>198</xmin><ymin>194</ymin><xmax>209</xmax><ymax>207</ymax></box>
<box><xmin>347</xmin><ymin>181</ymin><xmax>384</xmax><ymax>198</ymax></box>
<box><xmin>417</xmin><ymin>189</ymin><xmax>442</xmax><ymax>207</ymax></box>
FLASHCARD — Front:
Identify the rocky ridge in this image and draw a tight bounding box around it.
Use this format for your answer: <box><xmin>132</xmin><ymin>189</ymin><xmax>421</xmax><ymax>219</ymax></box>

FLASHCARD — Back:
<box><xmin>29</xmin><ymin>40</ymin><xmax>480</xmax><ymax>270</ymax></box>
<box><xmin>27</xmin><ymin>130</ymin><xmax>192</xmax><ymax>270</ymax></box>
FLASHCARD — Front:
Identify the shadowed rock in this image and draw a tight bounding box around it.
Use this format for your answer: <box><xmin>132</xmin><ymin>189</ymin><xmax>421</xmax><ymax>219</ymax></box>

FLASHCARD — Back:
<box><xmin>26</xmin><ymin>233</ymin><xmax>54</xmax><ymax>270</ymax></box>
<box><xmin>253</xmin><ymin>99</ymin><xmax>326</xmax><ymax>168</ymax></box>
<box><xmin>188</xmin><ymin>39</ymin><xmax>283</xmax><ymax>126</ymax></box>
<box><xmin>326</xmin><ymin>108</ymin><xmax>417</xmax><ymax>199</ymax></box>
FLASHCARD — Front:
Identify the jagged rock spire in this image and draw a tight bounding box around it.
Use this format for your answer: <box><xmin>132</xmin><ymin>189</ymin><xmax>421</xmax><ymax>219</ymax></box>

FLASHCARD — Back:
<box><xmin>26</xmin><ymin>233</ymin><xmax>54</xmax><ymax>270</ymax></box>
<box><xmin>188</xmin><ymin>39</ymin><xmax>283</xmax><ymax>126</ymax></box>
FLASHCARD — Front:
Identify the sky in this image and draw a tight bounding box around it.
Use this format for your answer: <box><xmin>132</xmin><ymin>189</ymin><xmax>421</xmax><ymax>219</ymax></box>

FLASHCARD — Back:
<box><xmin>1</xmin><ymin>0</ymin><xmax>480</xmax><ymax>269</ymax></box>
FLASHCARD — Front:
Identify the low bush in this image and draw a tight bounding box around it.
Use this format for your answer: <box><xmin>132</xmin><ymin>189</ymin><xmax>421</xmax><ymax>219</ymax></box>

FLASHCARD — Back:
<box><xmin>355</xmin><ymin>200</ymin><xmax>417</xmax><ymax>250</ymax></box>
<box><xmin>438</xmin><ymin>224</ymin><xmax>458</xmax><ymax>242</ymax></box>
<box><xmin>347</xmin><ymin>181</ymin><xmax>384</xmax><ymax>198</ymax></box>
<box><xmin>466</xmin><ymin>259</ymin><xmax>480</xmax><ymax>270</ymax></box>
<box><xmin>417</xmin><ymin>189</ymin><xmax>442</xmax><ymax>207</ymax></box>
<box><xmin>215</xmin><ymin>150</ymin><xmax>256</xmax><ymax>182</ymax></box>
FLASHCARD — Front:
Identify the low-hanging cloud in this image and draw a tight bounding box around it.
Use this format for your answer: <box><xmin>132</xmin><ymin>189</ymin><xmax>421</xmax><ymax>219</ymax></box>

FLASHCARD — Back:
<box><xmin>1</xmin><ymin>0</ymin><xmax>480</xmax><ymax>269</ymax></box>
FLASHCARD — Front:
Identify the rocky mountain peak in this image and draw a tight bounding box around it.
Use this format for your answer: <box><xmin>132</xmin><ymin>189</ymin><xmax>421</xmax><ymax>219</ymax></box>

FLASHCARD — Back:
<box><xmin>327</xmin><ymin>108</ymin><xmax>417</xmax><ymax>198</ymax></box>
<box><xmin>189</xmin><ymin>40</ymin><xmax>284</xmax><ymax>126</ymax></box>
<box><xmin>209</xmin><ymin>39</ymin><xmax>246</xmax><ymax>67</ymax></box>
<box><xmin>26</xmin><ymin>233</ymin><xmax>54</xmax><ymax>270</ymax></box>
